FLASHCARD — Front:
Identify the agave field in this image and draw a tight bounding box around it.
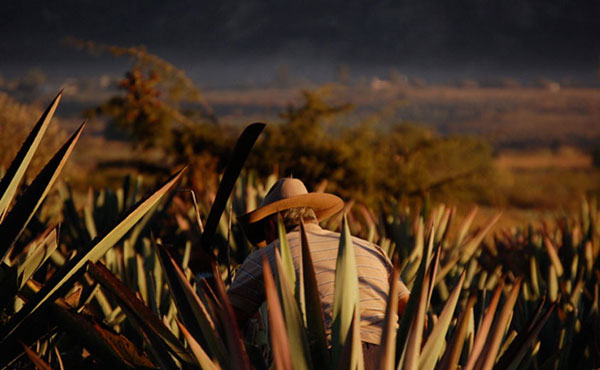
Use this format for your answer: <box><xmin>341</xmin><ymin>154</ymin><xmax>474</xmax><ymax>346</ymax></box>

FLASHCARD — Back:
<box><xmin>0</xmin><ymin>94</ymin><xmax>599</xmax><ymax>369</ymax></box>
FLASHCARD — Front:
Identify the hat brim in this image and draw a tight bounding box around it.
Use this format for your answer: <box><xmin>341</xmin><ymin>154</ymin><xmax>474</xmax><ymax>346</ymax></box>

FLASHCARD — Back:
<box><xmin>238</xmin><ymin>193</ymin><xmax>343</xmax><ymax>246</ymax></box>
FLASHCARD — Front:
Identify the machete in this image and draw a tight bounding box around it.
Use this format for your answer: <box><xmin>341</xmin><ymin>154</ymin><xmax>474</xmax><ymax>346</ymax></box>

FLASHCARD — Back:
<box><xmin>189</xmin><ymin>122</ymin><xmax>265</xmax><ymax>272</ymax></box>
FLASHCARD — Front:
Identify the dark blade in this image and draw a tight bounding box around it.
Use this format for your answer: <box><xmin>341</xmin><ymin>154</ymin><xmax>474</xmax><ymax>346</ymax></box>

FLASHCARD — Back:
<box><xmin>192</xmin><ymin>122</ymin><xmax>265</xmax><ymax>271</ymax></box>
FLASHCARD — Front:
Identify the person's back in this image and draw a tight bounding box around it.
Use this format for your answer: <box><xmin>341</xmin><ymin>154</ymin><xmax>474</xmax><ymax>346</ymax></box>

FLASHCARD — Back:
<box><xmin>229</xmin><ymin>177</ymin><xmax>410</xmax><ymax>367</ymax></box>
<box><xmin>228</xmin><ymin>222</ymin><xmax>409</xmax><ymax>344</ymax></box>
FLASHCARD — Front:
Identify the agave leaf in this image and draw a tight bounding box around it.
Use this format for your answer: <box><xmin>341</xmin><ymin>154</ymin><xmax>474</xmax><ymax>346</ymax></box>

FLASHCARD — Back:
<box><xmin>543</xmin><ymin>237</ymin><xmax>564</xmax><ymax>277</ymax></box>
<box><xmin>135</xmin><ymin>254</ymin><xmax>148</xmax><ymax>305</ymax></box>
<box><xmin>176</xmin><ymin>320</ymin><xmax>221</xmax><ymax>370</ymax></box>
<box><xmin>21</xmin><ymin>341</ymin><xmax>53</xmax><ymax>370</ymax></box>
<box><xmin>463</xmin><ymin>282</ymin><xmax>504</xmax><ymax>370</ymax></box>
<box><xmin>474</xmin><ymin>278</ymin><xmax>522</xmax><ymax>370</ymax></box>
<box><xmin>454</xmin><ymin>206</ymin><xmax>478</xmax><ymax>250</ymax></box>
<box><xmin>331</xmin><ymin>215</ymin><xmax>363</xmax><ymax>367</ymax></box>
<box><xmin>0</xmin><ymin>92</ymin><xmax>61</xmax><ymax>221</ymax></box>
<box><xmin>299</xmin><ymin>221</ymin><xmax>330</xmax><ymax>369</ymax></box>
<box><xmin>0</xmin><ymin>228</ymin><xmax>58</xmax><ymax>312</ymax></box>
<box><xmin>494</xmin><ymin>301</ymin><xmax>556</xmax><ymax>370</ymax></box>
<box><xmin>127</xmin><ymin>203</ymin><xmax>159</xmax><ymax>251</ymax></box>
<box><xmin>337</xmin><ymin>307</ymin><xmax>364</xmax><ymax>370</ymax></box>
<box><xmin>0</xmin><ymin>122</ymin><xmax>84</xmax><ymax>263</ymax></box>
<box><xmin>529</xmin><ymin>256</ymin><xmax>541</xmax><ymax>298</ymax></box>
<box><xmin>273</xmin><ymin>249</ymin><xmax>312</xmax><ymax>370</ymax></box>
<box><xmin>419</xmin><ymin>271</ymin><xmax>466</xmax><ymax>370</ymax></box>
<box><xmin>154</xmin><ymin>240</ymin><xmax>226</xmax><ymax>364</ymax></box>
<box><xmin>395</xmin><ymin>223</ymin><xmax>434</xmax><ymax>366</ymax></box>
<box><xmin>50</xmin><ymin>302</ymin><xmax>154</xmax><ymax>369</ymax></box>
<box><xmin>16</xmin><ymin>228</ymin><xmax>58</xmax><ymax>289</ymax></box>
<box><xmin>276</xmin><ymin>214</ymin><xmax>298</xmax><ymax>303</ymax></box>
<box><xmin>437</xmin><ymin>294</ymin><xmax>477</xmax><ymax>370</ymax></box>
<box><xmin>402</xmin><ymin>239</ymin><xmax>440</xmax><ymax>370</ymax></box>
<box><xmin>0</xmin><ymin>167</ymin><xmax>185</xmax><ymax>344</ymax></box>
<box><xmin>83</xmin><ymin>194</ymin><xmax>98</xmax><ymax>239</ymax></box>
<box><xmin>209</xmin><ymin>262</ymin><xmax>251</xmax><ymax>370</ymax></box>
<box><xmin>548</xmin><ymin>265</ymin><xmax>559</xmax><ymax>302</ymax></box>
<box><xmin>459</xmin><ymin>213</ymin><xmax>501</xmax><ymax>264</ymax></box>
<box><xmin>133</xmin><ymin>313</ymin><xmax>181</xmax><ymax>370</ymax></box>
<box><xmin>87</xmin><ymin>261</ymin><xmax>195</xmax><ymax>366</ymax></box>
<box><xmin>263</xmin><ymin>255</ymin><xmax>293</xmax><ymax>370</ymax></box>
<box><xmin>194</xmin><ymin>122</ymin><xmax>265</xmax><ymax>268</ymax></box>
<box><xmin>404</xmin><ymin>218</ymin><xmax>424</xmax><ymax>282</ymax></box>
<box><xmin>376</xmin><ymin>254</ymin><xmax>402</xmax><ymax>370</ymax></box>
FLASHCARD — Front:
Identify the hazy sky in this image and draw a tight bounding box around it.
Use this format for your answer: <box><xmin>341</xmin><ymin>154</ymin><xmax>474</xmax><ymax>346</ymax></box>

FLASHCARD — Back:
<box><xmin>2</xmin><ymin>0</ymin><xmax>600</xmax><ymax>85</ymax></box>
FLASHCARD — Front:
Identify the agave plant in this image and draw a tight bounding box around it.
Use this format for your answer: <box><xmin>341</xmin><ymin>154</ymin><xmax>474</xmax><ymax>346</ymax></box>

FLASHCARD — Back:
<box><xmin>0</xmin><ymin>93</ymin><xmax>185</xmax><ymax>368</ymax></box>
<box><xmin>2</xmin><ymin>92</ymin><xmax>599</xmax><ymax>370</ymax></box>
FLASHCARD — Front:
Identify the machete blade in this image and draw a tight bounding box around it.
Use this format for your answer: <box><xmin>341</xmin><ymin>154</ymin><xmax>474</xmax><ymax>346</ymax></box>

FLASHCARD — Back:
<box><xmin>190</xmin><ymin>122</ymin><xmax>265</xmax><ymax>272</ymax></box>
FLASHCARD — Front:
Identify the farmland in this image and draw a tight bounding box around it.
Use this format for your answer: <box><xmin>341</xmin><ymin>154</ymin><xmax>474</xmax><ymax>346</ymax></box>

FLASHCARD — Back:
<box><xmin>1</xmin><ymin>78</ymin><xmax>599</xmax><ymax>368</ymax></box>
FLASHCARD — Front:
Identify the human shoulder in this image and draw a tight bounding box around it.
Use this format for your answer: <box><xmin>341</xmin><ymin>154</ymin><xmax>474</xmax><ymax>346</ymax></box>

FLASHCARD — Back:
<box><xmin>351</xmin><ymin>235</ymin><xmax>393</xmax><ymax>269</ymax></box>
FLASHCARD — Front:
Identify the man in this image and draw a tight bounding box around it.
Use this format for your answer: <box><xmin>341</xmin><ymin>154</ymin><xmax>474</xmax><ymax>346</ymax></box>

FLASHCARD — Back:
<box><xmin>228</xmin><ymin>178</ymin><xmax>410</xmax><ymax>363</ymax></box>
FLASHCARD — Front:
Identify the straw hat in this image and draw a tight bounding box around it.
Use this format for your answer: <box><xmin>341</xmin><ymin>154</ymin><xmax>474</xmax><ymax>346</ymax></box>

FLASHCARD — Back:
<box><xmin>238</xmin><ymin>178</ymin><xmax>343</xmax><ymax>245</ymax></box>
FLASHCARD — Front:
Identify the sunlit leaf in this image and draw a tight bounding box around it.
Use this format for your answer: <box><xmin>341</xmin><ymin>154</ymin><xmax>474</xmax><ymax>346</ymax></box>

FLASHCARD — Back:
<box><xmin>299</xmin><ymin>220</ymin><xmax>330</xmax><ymax>369</ymax></box>
<box><xmin>87</xmin><ymin>261</ymin><xmax>194</xmax><ymax>366</ymax></box>
<box><xmin>464</xmin><ymin>281</ymin><xmax>504</xmax><ymax>370</ymax></box>
<box><xmin>418</xmin><ymin>271</ymin><xmax>465</xmax><ymax>370</ymax></box>
<box><xmin>376</xmin><ymin>254</ymin><xmax>401</xmax><ymax>370</ymax></box>
<box><xmin>437</xmin><ymin>294</ymin><xmax>477</xmax><ymax>370</ymax></box>
<box><xmin>0</xmin><ymin>121</ymin><xmax>84</xmax><ymax>263</ymax></box>
<box><xmin>154</xmin><ymin>241</ymin><xmax>226</xmax><ymax>364</ymax></box>
<box><xmin>273</xmin><ymin>249</ymin><xmax>312</xmax><ymax>370</ymax></box>
<box><xmin>331</xmin><ymin>215</ymin><xmax>363</xmax><ymax>367</ymax></box>
<box><xmin>177</xmin><ymin>319</ymin><xmax>221</xmax><ymax>370</ymax></box>
<box><xmin>0</xmin><ymin>92</ymin><xmax>61</xmax><ymax>221</ymax></box>
<box><xmin>21</xmin><ymin>341</ymin><xmax>53</xmax><ymax>370</ymax></box>
<box><xmin>263</xmin><ymin>255</ymin><xmax>293</xmax><ymax>370</ymax></box>
<box><xmin>474</xmin><ymin>278</ymin><xmax>522</xmax><ymax>370</ymax></box>
<box><xmin>0</xmin><ymin>167</ymin><xmax>185</xmax><ymax>344</ymax></box>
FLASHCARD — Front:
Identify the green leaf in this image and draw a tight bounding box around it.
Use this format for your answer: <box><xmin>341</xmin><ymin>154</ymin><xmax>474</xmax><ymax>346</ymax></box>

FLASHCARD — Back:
<box><xmin>262</xmin><ymin>255</ymin><xmax>293</xmax><ymax>370</ymax></box>
<box><xmin>402</xmin><ymin>238</ymin><xmax>440</xmax><ymax>370</ymax></box>
<box><xmin>337</xmin><ymin>307</ymin><xmax>364</xmax><ymax>370</ymax></box>
<box><xmin>154</xmin><ymin>241</ymin><xmax>227</xmax><ymax>364</ymax></box>
<box><xmin>464</xmin><ymin>282</ymin><xmax>504</xmax><ymax>370</ymax></box>
<box><xmin>176</xmin><ymin>319</ymin><xmax>220</xmax><ymax>370</ymax></box>
<box><xmin>0</xmin><ymin>121</ymin><xmax>84</xmax><ymax>263</ymax></box>
<box><xmin>331</xmin><ymin>215</ymin><xmax>363</xmax><ymax>368</ymax></box>
<box><xmin>0</xmin><ymin>227</ymin><xmax>59</xmax><ymax>313</ymax></box>
<box><xmin>16</xmin><ymin>227</ymin><xmax>58</xmax><ymax>289</ymax></box>
<box><xmin>454</xmin><ymin>206</ymin><xmax>478</xmax><ymax>250</ymax></box>
<box><xmin>437</xmin><ymin>294</ymin><xmax>477</xmax><ymax>370</ymax></box>
<box><xmin>49</xmin><ymin>302</ymin><xmax>154</xmax><ymax>369</ymax></box>
<box><xmin>543</xmin><ymin>237</ymin><xmax>564</xmax><ymax>277</ymax></box>
<box><xmin>208</xmin><ymin>262</ymin><xmax>251</xmax><ymax>370</ymax></box>
<box><xmin>273</xmin><ymin>249</ymin><xmax>312</xmax><ymax>370</ymax></box>
<box><xmin>0</xmin><ymin>167</ymin><xmax>185</xmax><ymax>344</ymax></box>
<box><xmin>276</xmin><ymin>214</ymin><xmax>299</xmax><ymax>309</ymax></box>
<box><xmin>0</xmin><ymin>92</ymin><xmax>61</xmax><ymax>221</ymax></box>
<box><xmin>418</xmin><ymin>271</ymin><xmax>466</xmax><ymax>370</ymax></box>
<box><xmin>376</xmin><ymin>254</ymin><xmax>402</xmax><ymax>370</ymax></box>
<box><xmin>495</xmin><ymin>300</ymin><xmax>557</xmax><ymax>370</ymax></box>
<box><xmin>21</xmin><ymin>341</ymin><xmax>53</xmax><ymax>370</ymax></box>
<box><xmin>459</xmin><ymin>213</ymin><xmax>501</xmax><ymax>264</ymax></box>
<box><xmin>395</xmin><ymin>225</ymin><xmax>434</xmax><ymax>367</ymax></box>
<box><xmin>299</xmin><ymin>220</ymin><xmax>330</xmax><ymax>369</ymax></box>
<box><xmin>86</xmin><ymin>261</ymin><xmax>194</xmax><ymax>366</ymax></box>
<box><xmin>474</xmin><ymin>278</ymin><xmax>522</xmax><ymax>370</ymax></box>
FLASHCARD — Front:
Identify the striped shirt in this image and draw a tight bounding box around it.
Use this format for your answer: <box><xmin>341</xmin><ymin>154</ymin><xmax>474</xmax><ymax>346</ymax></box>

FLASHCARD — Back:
<box><xmin>227</xmin><ymin>223</ymin><xmax>410</xmax><ymax>344</ymax></box>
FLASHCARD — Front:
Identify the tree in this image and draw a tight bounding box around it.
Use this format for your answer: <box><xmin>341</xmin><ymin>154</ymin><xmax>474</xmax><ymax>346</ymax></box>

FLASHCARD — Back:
<box><xmin>77</xmin><ymin>40</ymin><xmax>232</xmax><ymax>196</ymax></box>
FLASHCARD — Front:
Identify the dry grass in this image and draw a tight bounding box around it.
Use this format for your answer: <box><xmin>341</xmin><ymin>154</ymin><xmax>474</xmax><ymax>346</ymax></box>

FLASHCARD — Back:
<box><xmin>496</xmin><ymin>146</ymin><xmax>592</xmax><ymax>169</ymax></box>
